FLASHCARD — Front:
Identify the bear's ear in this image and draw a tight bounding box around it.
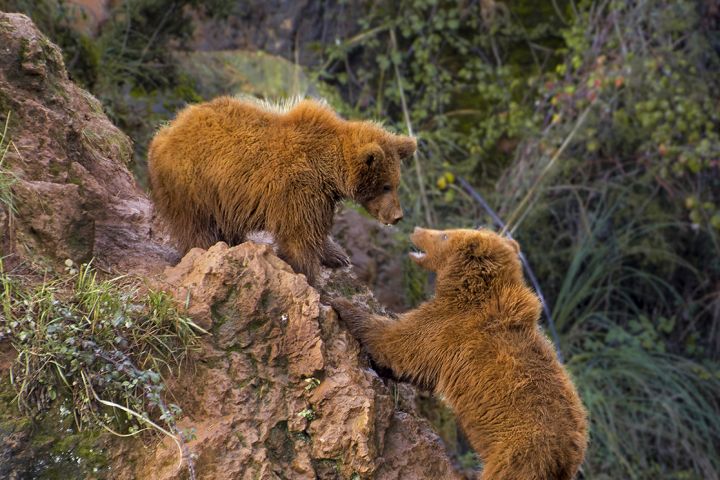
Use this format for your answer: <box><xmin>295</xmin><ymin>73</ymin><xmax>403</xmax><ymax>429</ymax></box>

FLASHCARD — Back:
<box><xmin>464</xmin><ymin>239</ymin><xmax>485</xmax><ymax>260</ymax></box>
<box><xmin>357</xmin><ymin>143</ymin><xmax>385</xmax><ymax>169</ymax></box>
<box><xmin>394</xmin><ymin>135</ymin><xmax>417</xmax><ymax>160</ymax></box>
<box><xmin>506</xmin><ymin>238</ymin><xmax>520</xmax><ymax>254</ymax></box>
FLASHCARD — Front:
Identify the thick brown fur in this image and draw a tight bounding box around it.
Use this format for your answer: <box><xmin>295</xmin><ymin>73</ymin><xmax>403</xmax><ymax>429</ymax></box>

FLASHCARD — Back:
<box><xmin>332</xmin><ymin>228</ymin><xmax>588</xmax><ymax>480</ymax></box>
<box><xmin>148</xmin><ymin>96</ymin><xmax>416</xmax><ymax>284</ymax></box>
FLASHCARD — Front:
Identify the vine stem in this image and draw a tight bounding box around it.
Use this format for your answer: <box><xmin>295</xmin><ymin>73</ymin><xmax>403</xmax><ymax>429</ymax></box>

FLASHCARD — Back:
<box><xmin>389</xmin><ymin>28</ymin><xmax>434</xmax><ymax>227</ymax></box>
<box><xmin>81</xmin><ymin>370</ymin><xmax>187</xmax><ymax>473</ymax></box>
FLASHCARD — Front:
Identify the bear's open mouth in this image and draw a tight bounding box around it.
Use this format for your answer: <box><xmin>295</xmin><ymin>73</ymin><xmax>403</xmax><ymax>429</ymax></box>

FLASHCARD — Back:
<box><xmin>409</xmin><ymin>250</ymin><xmax>426</xmax><ymax>260</ymax></box>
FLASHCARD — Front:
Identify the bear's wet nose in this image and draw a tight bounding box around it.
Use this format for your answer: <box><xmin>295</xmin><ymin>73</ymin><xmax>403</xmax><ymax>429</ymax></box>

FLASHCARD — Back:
<box><xmin>391</xmin><ymin>212</ymin><xmax>403</xmax><ymax>225</ymax></box>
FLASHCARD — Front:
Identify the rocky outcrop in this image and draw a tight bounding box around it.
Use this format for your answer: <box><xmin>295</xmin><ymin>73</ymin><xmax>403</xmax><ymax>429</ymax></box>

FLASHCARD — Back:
<box><xmin>110</xmin><ymin>242</ymin><xmax>460</xmax><ymax>479</ymax></box>
<box><xmin>0</xmin><ymin>12</ymin><xmax>175</xmax><ymax>275</ymax></box>
<box><xmin>0</xmin><ymin>12</ymin><xmax>462</xmax><ymax>480</ymax></box>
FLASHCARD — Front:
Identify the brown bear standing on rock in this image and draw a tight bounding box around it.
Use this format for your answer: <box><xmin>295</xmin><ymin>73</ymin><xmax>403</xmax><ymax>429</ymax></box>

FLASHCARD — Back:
<box><xmin>332</xmin><ymin>227</ymin><xmax>588</xmax><ymax>480</ymax></box>
<box><xmin>148</xmin><ymin>96</ymin><xmax>416</xmax><ymax>284</ymax></box>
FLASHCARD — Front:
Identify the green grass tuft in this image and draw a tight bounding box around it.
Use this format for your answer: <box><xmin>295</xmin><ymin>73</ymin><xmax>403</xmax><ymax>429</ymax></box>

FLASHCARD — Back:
<box><xmin>569</xmin><ymin>345</ymin><xmax>720</xmax><ymax>480</ymax></box>
<box><xmin>0</xmin><ymin>112</ymin><xmax>16</xmax><ymax>213</ymax></box>
<box><xmin>0</xmin><ymin>259</ymin><xmax>205</xmax><ymax>442</ymax></box>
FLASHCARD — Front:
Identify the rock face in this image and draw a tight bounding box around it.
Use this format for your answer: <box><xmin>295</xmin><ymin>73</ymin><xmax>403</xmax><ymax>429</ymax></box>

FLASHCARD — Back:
<box><xmin>191</xmin><ymin>1</ymin><xmax>366</xmax><ymax>66</ymax></box>
<box><xmin>0</xmin><ymin>12</ymin><xmax>175</xmax><ymax>275</ymax></box>
<box><xmin>111</xmin><ymin>242</ymin><xmax>461</xmax><ymax>479</ymax></box>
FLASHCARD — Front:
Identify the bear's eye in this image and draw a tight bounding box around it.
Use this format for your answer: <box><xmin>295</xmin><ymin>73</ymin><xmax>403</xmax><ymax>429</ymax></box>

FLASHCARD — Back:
<box><xmin>382</xmin><ymin>184</ymin><xmax>392</xmax><ymax>192</ymax></box>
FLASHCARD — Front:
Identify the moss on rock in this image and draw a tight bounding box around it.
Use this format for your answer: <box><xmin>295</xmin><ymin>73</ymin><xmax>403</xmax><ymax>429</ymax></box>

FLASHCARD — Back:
<box><xmin>0</xmin><ymin>377</ymin><xmax>110</xmax><ymax>479</ymax></box>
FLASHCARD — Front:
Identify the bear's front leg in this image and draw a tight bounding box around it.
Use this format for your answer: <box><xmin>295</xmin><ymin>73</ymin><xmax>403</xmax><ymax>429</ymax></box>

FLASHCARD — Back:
<box><xmin>320</xmin><ymin>236</ymin><xmax>351</xmax><ymax>268</ymax></box>
<box><xmin>331</xmin><ymin>298</ymin><xmax>407</xmax><ymax>371</ymax></box>
<box><xmin>330</xmin><ymin>298</ymin><xmax>375</xmax><ymax>338</ymax></box>
<box><xmin>331</xmin><ymin>299</ymin><xmax>436</xmax><ymax>385</ymax></box>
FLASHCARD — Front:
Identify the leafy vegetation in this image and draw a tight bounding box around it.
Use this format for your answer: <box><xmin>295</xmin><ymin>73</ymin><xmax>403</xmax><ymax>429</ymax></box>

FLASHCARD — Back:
<box><xmin>0</xmin><ymin>113</ymin><xmax>15</xmax><ymax>213</ymax></box>
<box><xmin>316</xmin><ymin>1</ymin><xmax>720</xmax><ymax>478</ymax></box>
<box><xmin>0</xmin><ymin>259</ymin><xmax>205</xmax><ymax>464</ymax></box>
<box><xmin>314</xmin><ymin>0</ymin><xmax>568</xmax><ymax>226</ymax></box>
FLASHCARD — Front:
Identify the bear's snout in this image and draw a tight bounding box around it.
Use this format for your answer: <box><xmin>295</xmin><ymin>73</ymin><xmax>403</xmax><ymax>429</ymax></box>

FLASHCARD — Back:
<box><xmin>409</xmin><ymin>227</ymin><xmax>432</xmax><ymax>250</ymax></box>
<box><xmin>390</xmin><ymin>210</ymin><xmax>403</xmax><ymax>224</ymax></box>
<box><xmin>366</xmin><ymin>193</ymin><xmax>404</xmax><ymax>226</ymax></box>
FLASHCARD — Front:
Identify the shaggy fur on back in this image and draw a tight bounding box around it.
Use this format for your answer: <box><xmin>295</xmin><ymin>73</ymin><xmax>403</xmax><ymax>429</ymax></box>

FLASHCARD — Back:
<box><xmin>332</xmin><ymin>228</ymin><xmax>588</xmax><ymax>479</ymax></box>
<box><xmin>148</xmin><ymin>96</ymin><xmax>416</xmax><ymax>284</ymax></box>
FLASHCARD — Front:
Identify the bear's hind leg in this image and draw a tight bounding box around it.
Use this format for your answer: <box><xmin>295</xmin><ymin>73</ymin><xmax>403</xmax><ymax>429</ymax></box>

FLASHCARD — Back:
<box><xmin>153</xmin><ymin>190</ymin><xmax>221</xmax><ymax>253</ymax></box>
<box><xmin>479</xmin><ymin>447</ymin><xmax>572</xmax><ymax>480</ymax></box>
<box><xmin>176</xmin><ymin>208</ymin><xmax>223</xmax><ymax>252</ymax></box>
<box><xmin>276</xmin><ymin>236</ymin><xmax>321</xmax><ymax>285</ymax></box>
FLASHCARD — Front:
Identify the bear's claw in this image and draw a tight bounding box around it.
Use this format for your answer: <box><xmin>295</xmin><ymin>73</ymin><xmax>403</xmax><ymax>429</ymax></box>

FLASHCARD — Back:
<box><xmin>321</xmin><ymin>237</ymin><xmax>352</xmax><ymax>268</ymax></box>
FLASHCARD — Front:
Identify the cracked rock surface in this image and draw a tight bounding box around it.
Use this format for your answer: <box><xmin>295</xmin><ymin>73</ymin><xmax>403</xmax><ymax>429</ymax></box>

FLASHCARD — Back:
<box><xmin>111</xmin><ymin>242</ymin><xmax>460</xmax><ymax>479</ymax></box>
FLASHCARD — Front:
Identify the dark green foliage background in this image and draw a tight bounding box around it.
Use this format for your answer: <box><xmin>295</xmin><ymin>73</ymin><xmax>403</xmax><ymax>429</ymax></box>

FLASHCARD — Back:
<box><xmin>1</xmin><ymin>1</ymin><xmax>719</xmax><ymax>478</ymax></box>
<box><xmin>318</xmin><ymin>4</ymin><xmax>720</xmax><ymax>476</ymax></box>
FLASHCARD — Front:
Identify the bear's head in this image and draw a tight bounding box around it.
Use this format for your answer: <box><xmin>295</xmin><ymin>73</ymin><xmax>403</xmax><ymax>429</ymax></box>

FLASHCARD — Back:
<box><xmin>344</xmin><ymin>122</ymin><xmax>416</xmax><ymax>225</ymax></box>
<box><xmin>409</xmin><ymin>227</ymin><xmax>523</xmax><ymax>299</ymax></box>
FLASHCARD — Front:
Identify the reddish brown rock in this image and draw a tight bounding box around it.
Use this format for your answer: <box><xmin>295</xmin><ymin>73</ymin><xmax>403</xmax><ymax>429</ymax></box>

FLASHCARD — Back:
<box><xmin>110</xmin><ymin>242</ymin><xmax>461</xmax><ymax>479</ymax></box>
<box><xmin>0</xmin><ymin>12</ymin><xmax>175</xmax><ymax>275</ymax></box>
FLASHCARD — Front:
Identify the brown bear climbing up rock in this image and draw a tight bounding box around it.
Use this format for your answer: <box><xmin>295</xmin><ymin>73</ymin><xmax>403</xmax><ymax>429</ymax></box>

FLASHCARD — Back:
<box><xmin>332</xmin><ymin>227</ymin><xmax>588</xmax><ymax>480</ymax></box>
<box><xmin>148</xmin><ymin>96</ymin><xmax>416</xmax><ymax>284</ymax></box>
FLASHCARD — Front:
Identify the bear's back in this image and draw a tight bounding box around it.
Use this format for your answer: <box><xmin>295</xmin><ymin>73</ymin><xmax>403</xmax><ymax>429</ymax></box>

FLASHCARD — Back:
<box><xmin>172</xmin><ymin>96</ymin><xmax>280</xmax><ymax>143</ymax></box>
<box><xmin>435</xmin><ymin>320</ymin><xmax>585</xmax><ymax>475</ymax></box>
<box><xmin>157</xmin><ymin>96</ymin><xmax>343</xmax><ymax>160</ymax></box>
<box><xmin>431</xmin><ymin>286</ymin><xmax>586</xmax><ymax>462</ymax></box>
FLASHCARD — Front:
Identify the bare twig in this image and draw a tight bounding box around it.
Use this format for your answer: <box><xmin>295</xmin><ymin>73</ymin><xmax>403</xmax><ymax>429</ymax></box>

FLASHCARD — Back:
<box><xmin>318</xmin><ymin>24</ymin><xmax>391</xmax><ymax>74</ymax></box>
<box><xmin>138</xmin><ymin>2</ymin><xmax>176</xmax><ymax>63</ymax></box>
<box><xmin>389</xmin><ymin>29</ymin><xmax>434</xmax><ymax>226</ymax></box>
<box><xmin>81</xmin><ymin>370</ymin><xmax>185</xmax><ymax>470</ymax></box>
